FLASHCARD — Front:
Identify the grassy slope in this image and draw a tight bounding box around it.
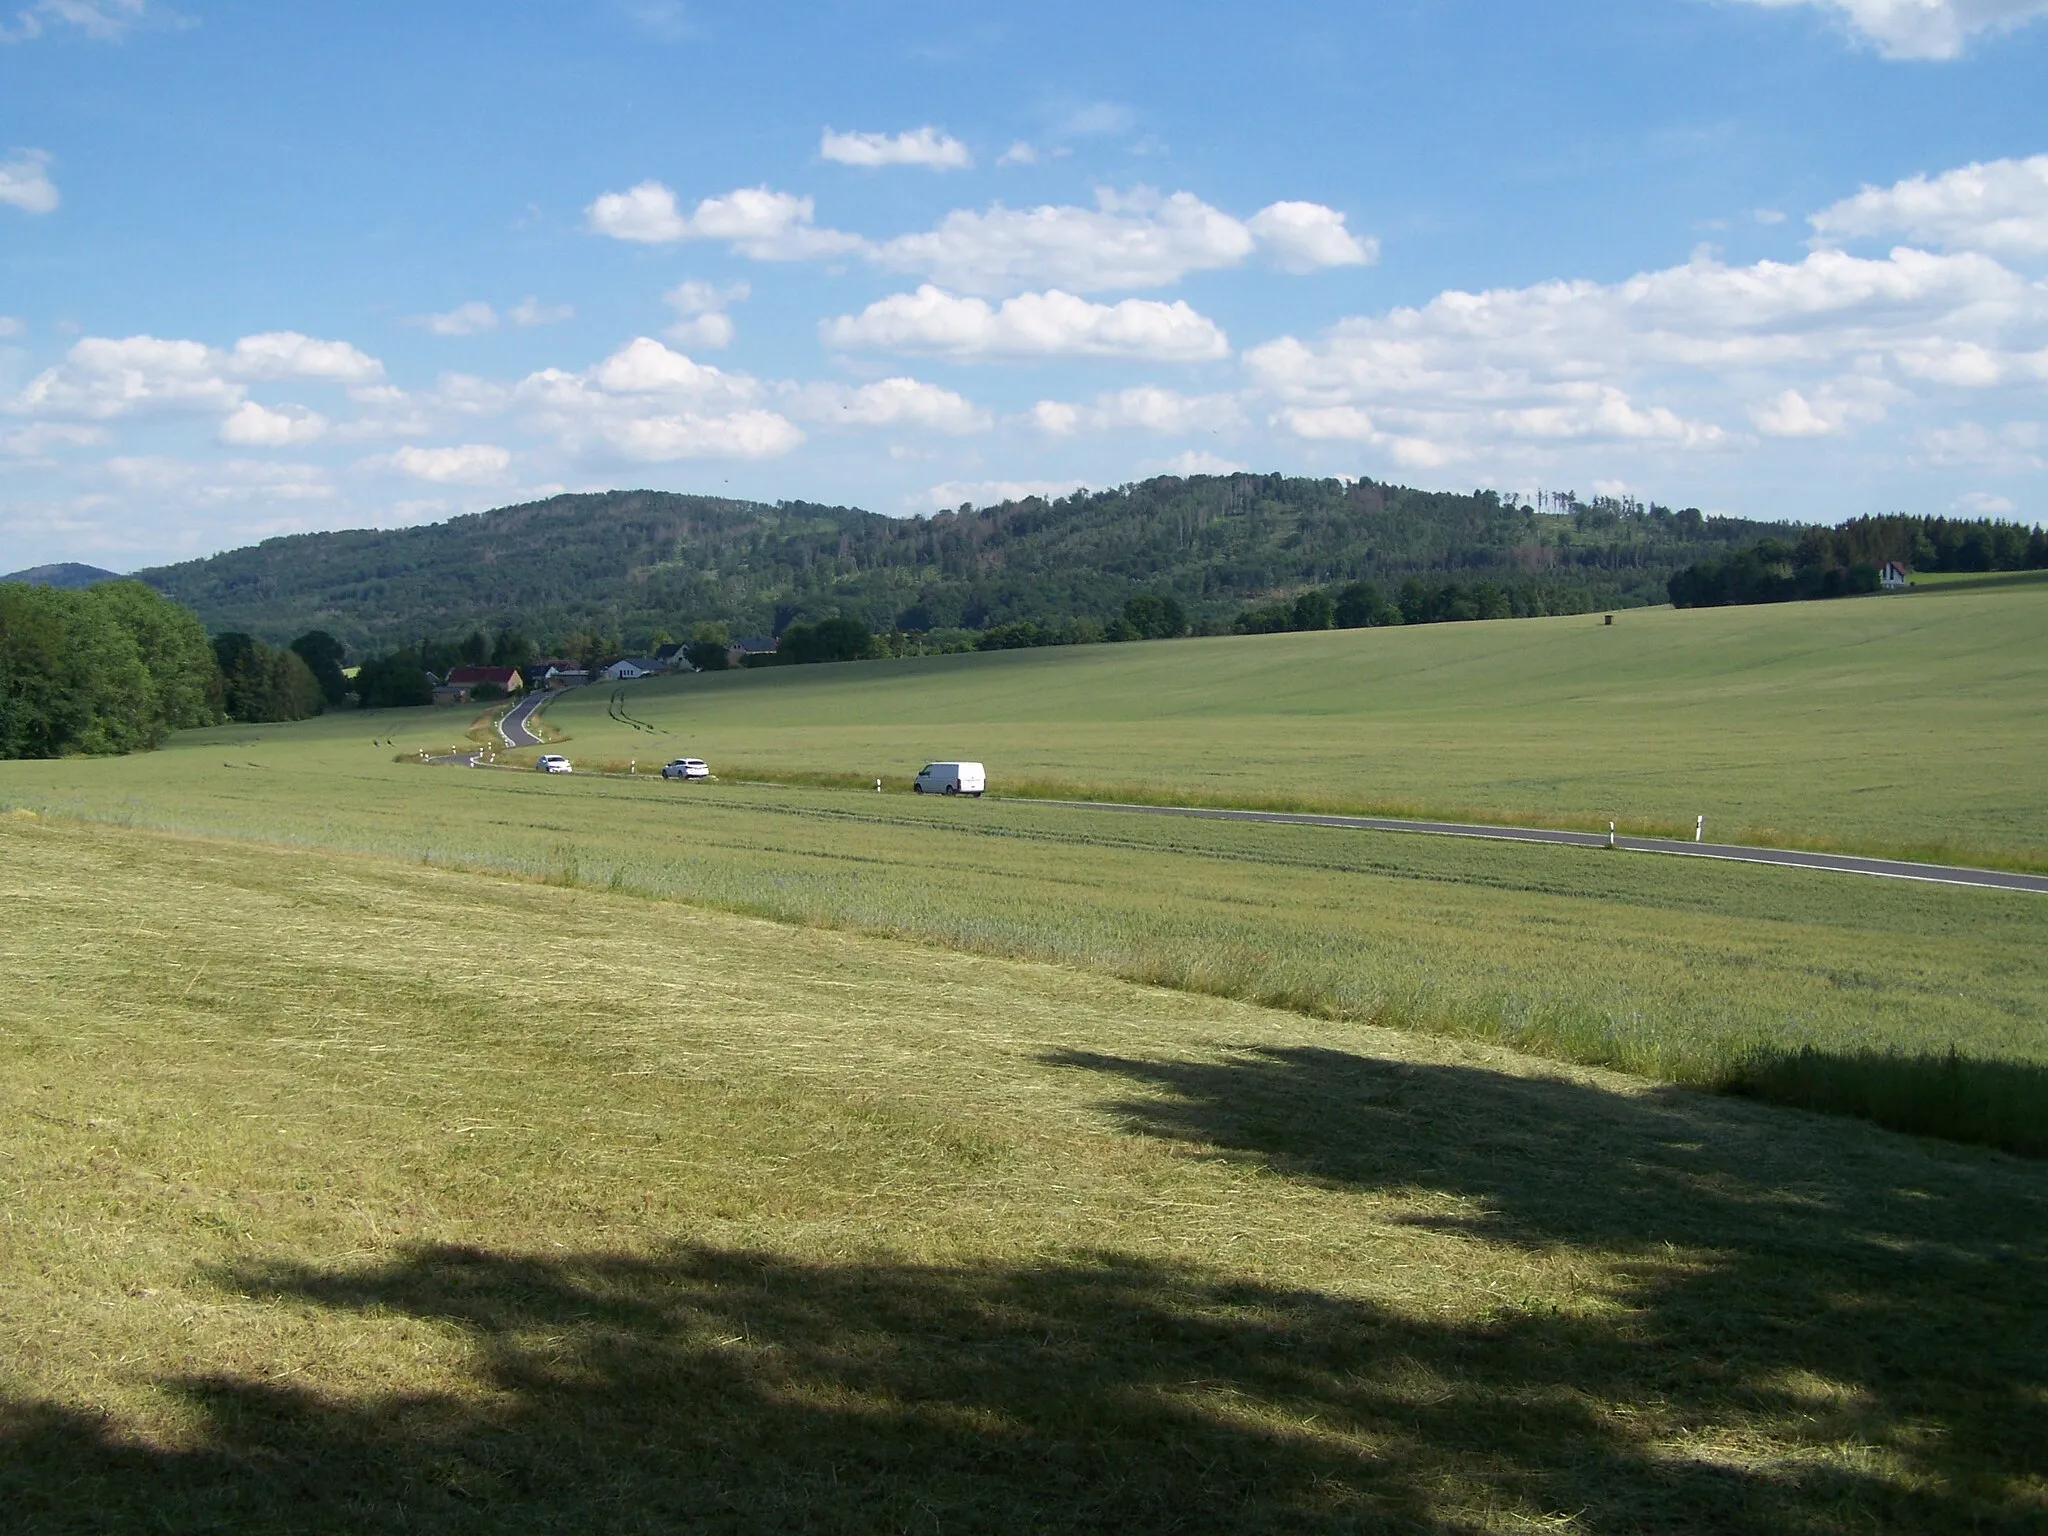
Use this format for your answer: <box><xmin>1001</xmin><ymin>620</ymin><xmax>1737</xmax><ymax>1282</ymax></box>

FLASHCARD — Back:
<box><xmin>543</xmin><ymin>584</ymin><xmax>2048</xmax><ymax>864</ymax></box>
<box><xmin>6</xmin><ymin>712</ymin><xmax>2046</xmax><ymax>1152</ymax></box>
<box><xmin>3</xmin><ymin>814</ymin><xmax>2044</xmax><ymax>1533</ymax></box>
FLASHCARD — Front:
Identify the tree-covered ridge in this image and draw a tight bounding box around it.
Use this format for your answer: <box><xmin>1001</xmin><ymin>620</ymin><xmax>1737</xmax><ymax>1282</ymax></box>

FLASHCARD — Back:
<box><xmin>139</xmin><ymin>476</ymin><xmax>1791</xmax><ymax>653</ymax></box>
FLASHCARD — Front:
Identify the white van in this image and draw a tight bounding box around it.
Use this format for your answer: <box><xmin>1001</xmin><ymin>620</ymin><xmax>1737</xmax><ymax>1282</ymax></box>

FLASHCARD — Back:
<box><xmin>913</xmin><ymin>761</ymin><xmax>986</xmax><ymax>797</ymax></box>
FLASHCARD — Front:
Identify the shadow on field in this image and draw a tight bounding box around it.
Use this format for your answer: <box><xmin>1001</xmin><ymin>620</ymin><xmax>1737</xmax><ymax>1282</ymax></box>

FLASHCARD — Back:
<box><xmin>1724</xmin><ymin>1044</ymin><xmax>2048</xmax><ymax>1157</ymax></box>
<box><xmin>4</xmin><ymin>1052</ymin><xmax>2045</xmax><ymax>1534</ymax></box>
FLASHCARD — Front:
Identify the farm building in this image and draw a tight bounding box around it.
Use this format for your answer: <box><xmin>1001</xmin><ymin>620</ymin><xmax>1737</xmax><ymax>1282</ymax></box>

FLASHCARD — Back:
<box><xmin>1880</xmin><ymin>561</ymin><xmax>1910</xmax><ymax>591</ymax></box>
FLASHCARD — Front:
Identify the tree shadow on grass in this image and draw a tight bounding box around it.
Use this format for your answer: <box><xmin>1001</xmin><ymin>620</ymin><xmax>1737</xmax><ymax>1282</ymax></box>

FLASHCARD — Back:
<box><xmin>5</xmin><ymin>1051</ymin><xmax>2045</xmax><ymax>1535</ymax></box>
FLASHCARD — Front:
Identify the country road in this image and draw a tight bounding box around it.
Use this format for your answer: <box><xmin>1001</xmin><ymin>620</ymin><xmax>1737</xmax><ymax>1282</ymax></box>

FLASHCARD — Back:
<box><xmin>1033</xmin><ymin>799</ymin><xmax>2048</xmax><ymax>896</ymax></box>
<box><xmin>497</xmin><ymin>688</ymin><xmax>556</xmax><ymax>749</ymax></box>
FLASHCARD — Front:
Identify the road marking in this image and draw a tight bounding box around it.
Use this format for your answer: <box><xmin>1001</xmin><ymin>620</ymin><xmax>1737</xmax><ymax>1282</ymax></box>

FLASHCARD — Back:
<box><xmin>1027</xmin><ymin>799</ymin><xmax>2048</xmax><ymax>895</ymax></box>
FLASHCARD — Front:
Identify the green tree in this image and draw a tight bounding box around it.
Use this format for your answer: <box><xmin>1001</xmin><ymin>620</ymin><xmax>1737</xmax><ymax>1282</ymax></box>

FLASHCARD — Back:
<box><xmin>354</xmin><ymin>652</ymin><xmax>434</xmax><ymax>708</ymax></box>
<box><xmin>290</xmin><ymin>630</ymin><xmax>350</xmax><ymax>705</ymax></box>
<box><xmin>1332</xmin><ymin>581</ymin><xmax>1395</xmax><ymax>628</ymax></box>
<box><xmin>1291</xmin><ymin>590</ymin><xmax>1335</xmax><ymax>631</ymax></box>
<box><xmin>490</xmin><ymin>627</ymin><xmax>537</xmax><ymax>669</ymax></box>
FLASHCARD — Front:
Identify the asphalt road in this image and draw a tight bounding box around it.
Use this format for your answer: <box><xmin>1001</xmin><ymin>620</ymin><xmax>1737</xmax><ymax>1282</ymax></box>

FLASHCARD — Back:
<box><xmin>498</xmin><ymin>688</ymin><xmax>555</xmax><ymax>748</ymax></box>
<box><xmin>1033</xmin><ymin>799</ymin><xmax>2048</xmax><ymax>895</ymax></box>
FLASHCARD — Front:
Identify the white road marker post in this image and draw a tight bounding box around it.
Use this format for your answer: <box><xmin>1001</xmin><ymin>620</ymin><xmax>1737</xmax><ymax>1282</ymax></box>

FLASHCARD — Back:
<box><xmin>1696</xmin><ymin>815</ymin><xmax>1704</xmax><ymax>843</ymax></box>
<box><xmin>1608</xmin><ymin>821</ymin><xmax>1616</xmax><ymax>849</ymax></box>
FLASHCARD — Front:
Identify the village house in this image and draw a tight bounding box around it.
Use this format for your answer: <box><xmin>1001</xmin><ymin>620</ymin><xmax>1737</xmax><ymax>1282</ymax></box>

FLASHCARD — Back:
<box><xmin>1879</xmin><ymin>560</ymin><xmax>1910</xmax><ymax>591</ymax></box>
<box><xmin>600</xmin><ymin>656</ymin><xmax>664</xmax><ymax>681</ymax></box>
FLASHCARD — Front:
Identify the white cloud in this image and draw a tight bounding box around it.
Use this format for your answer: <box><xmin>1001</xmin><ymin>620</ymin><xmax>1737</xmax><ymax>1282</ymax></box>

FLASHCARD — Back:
<box><xmin>0</xmin><ymin>150</ymin><xmax>58</xmax><ymax>214</ymax></box>
<box><xmin>921</xmin><ymin>478</ymin><xmax>1088</xmax><ymax>510</ymax></box>
<box><xmin>1246</xmin><ymin>201</ymin><xmax>1378</xmax><ymax>272</ymax></box>
<box><xmin>0</xmin><ymin>0</ymin><xmax>173</xmax><ymax>44</ymax></box>
<box><xmin>0</xmin><ymin>315</ymin><xmax>21</xmax><ymax>336</ymax></box>
<box><xmin>1148</xmin><ymin>449</ymin><xmax>1249</xmax><ymax>476</ymax></box>
<box><xmin>874</xmin><ymin>187</ymin><xmax>1252</xmax><ymax>295</ymax></box>
<box><xmin>1028</xmin><ymin>385</ymin><xmax>1244</xmax><ymax>435</ymax></box>
<box><xmin>820</xmin><ymin>126</ymin><xmax>972</xmax><ymax>170</ymax></box>
<box><xmin>1810</xmin><ymin>154</ymin><xmax>2048</xmax><ymax>258</ymax></box>
<box><xmin>227</xmin><ymin>331</ymin><xmax>384</xmax><ymax>383</ymax></box>
<box><xmin>1247</xmin><ymin>236</ymin><xmax>2047</xmax><ymax>472</ymax></box>
<box><xmin>794</xmin><ymin>377</ymin><xmax>988</xmax><ymax>434</ymax></box>
<box><xmin>1731</xmin><ymin>0</ymin><xmax>2048</xmax><ymax>58</ymax></box>
<box><xmin>9</xmin><ymin>335</ymin><xmax>244</xmax><ymax>418</ymax></box>
<box><xmin>0</xmin><ymin>421</ymin><xmax>104</xmax><ymax>456</ymax></box>
<box><xmin>997</xmin><ymin>141</ymin><xmax>1039</xmax><ymax>167</ymax></box>
<box><xmin>383</xmin><ymin>443</ymin><xmax>512</xmax><ymax>485</ymax></box>
<box><xmin>105</xmin><ymin>455</ymin><xmax>335</xmax><ymax>503</ymax></box>
<box><xmin>822</xmin><ymin>285</ymin><xmax>1230</xmax><ymax>361</ymax></box>
<box><xmin>218</xmin><ymin>400</ymin><xmax>329</xmax><ymax>446</ymax></box>
<box><xmin>1053</xmin><ymin>102</ymin><xmax>1133</xmax><ymax>138</ymax></box>
<box><xmin>663</xmin><ymin>279</ymin><xmax>747</xmax><ymax>348</ymax></box>
<box><xmin>510</xmin><ymin>296</ymin><xmax>574</xmax><ymax>327</ymax></box>
<box><xmin>586</xmin><ymin>180</ymin><xmax>865</xmax><ymax>258</ymax></box>
<box><xmin>414</xmin><ymin>301</ymin><xmax>498</xmax><ymax>337</ymax></box>
<box><xmin>514</xmin><ymin>337</ymin><xmax>802</xmax><ymax>463</ymax></box>
<box><xmin>1952</xmin><ymin>489</ymin><xmax>2018</xmax><ymax>512</ymax></box>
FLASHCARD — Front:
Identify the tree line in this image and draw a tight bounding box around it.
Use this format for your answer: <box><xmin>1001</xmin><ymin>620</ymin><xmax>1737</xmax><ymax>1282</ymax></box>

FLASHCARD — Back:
<box><xmin>1</xmin><ymin>576</ymin><xmax>359</xmax><ymax>759</ymax></box>
<box><xmin>1669</xmin><ymin>515</ymin><xmax>2047</xmax><ymax>608</ymax></box>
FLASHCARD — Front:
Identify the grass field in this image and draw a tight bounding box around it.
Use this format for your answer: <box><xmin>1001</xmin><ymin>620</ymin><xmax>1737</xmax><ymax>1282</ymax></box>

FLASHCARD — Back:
<box><xmin>4</xmin><ymin>814</ymin><xmax>2045</xmax><ymax>1533</ymax></box>
<box><xmin>5</xmin><ymin>704</ymin><xmax>2046</xmax><ymax>1154</ymax></box>
<box><xmin>534</xmin><ymin>584</ymin><xmax>2048</xmax><ymax>867</ymax></box>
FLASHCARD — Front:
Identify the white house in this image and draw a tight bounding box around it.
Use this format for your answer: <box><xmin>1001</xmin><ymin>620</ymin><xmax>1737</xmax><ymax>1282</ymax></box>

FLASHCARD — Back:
<box><xmin>601</xmin><ymin>657</ymin><xmax>663</xmax><ymax>681</ymax></box>
<box><xmin>1879</xmin><ymin>560</ymin><xmax>1910</xmax><ymax>591</ymax></box>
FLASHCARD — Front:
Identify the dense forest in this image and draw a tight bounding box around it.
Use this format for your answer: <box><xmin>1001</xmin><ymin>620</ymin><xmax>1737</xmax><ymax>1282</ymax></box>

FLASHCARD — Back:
<box><xmin>1670</xmin><ymin>514</ymin><xmax>2048</xmax><ymax>608</ymax></box>
<box><xmin>0</xmin><ymin>580</ymin><xmax>222</xmax><ymax>757</ymax></box>
<box><xmin>139</xmin><ymin>474</ymin><xmax>1796</xmax><ymax>653</ymax></box>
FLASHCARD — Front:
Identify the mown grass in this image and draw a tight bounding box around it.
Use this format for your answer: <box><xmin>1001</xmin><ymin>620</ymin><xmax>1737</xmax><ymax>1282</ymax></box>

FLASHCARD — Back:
<box><xmin>3</xmin><ymin>815</ymin><xmax>2045</xmax><ymax>1533</ymax></box>
<box><xmin>6</xmin><ymin>716</ymin><xmax>2046</xmax><ymax>1155</ymax></box>
<box><xmin>532</xmin><ymin>583</ymin><xmax>2048</xmax><ymax>867</ymax></box>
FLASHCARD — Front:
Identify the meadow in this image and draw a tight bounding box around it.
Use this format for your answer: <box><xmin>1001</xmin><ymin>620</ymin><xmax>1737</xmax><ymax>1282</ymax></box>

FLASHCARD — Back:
<box><xmin>5</xmin><ymin>699</ymin><xmax>2046</xmax><ymax>1154</ymax></box>
<box><xmin>3</xmin><ymin>813</ymin><xmax>2044</xmax><ymax>1533</ymax></box>
<box><xmin>542</xmin><ymin>583</ymin><xmax>2048</xmax><ymax>867</ymax></box>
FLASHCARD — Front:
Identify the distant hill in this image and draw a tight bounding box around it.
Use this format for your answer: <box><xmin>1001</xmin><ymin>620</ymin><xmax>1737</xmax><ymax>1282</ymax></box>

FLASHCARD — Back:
<box><xmin>137</xmin><ymin>475</ymin><xmax>1794</xmax><ymax>653</ymax></box>
<box><xmin>3</xmin><ymin>562</ymin><xmax>122</xmax><ymax>589</ymax></box>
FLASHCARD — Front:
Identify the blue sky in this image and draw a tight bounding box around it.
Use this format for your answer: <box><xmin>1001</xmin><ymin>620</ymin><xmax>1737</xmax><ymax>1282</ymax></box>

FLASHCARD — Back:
<box><xmin>2</xmin><ymin>0</ymin><xmax>2045</xmax><ymax>570</ymax></box>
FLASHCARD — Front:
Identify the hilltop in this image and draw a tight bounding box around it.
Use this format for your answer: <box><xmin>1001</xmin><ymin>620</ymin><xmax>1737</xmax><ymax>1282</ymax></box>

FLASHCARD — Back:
<box><xmin>2</xmin><ymin>563</ymin><xmax>121</xmax><ymax>589</ymax></box>
<box><xmin>136</xmin><ymin>474</ymin><xmax>1792</xmax><ymax>651</ymax></box>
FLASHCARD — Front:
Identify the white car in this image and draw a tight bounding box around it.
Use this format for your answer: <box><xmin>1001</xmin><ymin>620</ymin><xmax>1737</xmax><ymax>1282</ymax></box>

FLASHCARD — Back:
<box><xmin>661</xmin><ymin>757</ymin><xmax>710</xmax><ymax>780</ymax></box>
<box><xmin>913</xmin><ymin>760</ymin><xmax>985</xmax><ymax>796</ymax></box>
<box><xmin>536</xmin><ymin>754</ymin><xmax>573</xmax><ymax>773</ymax></box>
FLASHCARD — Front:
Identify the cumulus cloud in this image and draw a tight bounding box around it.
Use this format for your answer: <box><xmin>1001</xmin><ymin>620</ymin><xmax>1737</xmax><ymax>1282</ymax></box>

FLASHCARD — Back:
<box><xmin>1811</xmin><ymin>154</ymin><xmax>2048</xmax><ymax>258</ymax></box>
<box><xmin>1027</xmin><ymin>385</ymin><xmax>1244</xmax><ymax>435</ymax></box>
<box><xmin>383</xmin><ymin>443</ymin><xmax>512</xmax><ymax>485</ymax></box>
<box><xmin>414</xmin><ymin>300</ymin><xmax>499</xmax><ymax>337</ymax></box>
<box><xmin>873</xmin><ymin>187</ymin><xmax>1369</xmax><ymax>294</ymax></box>
<box><xmin>997</xmin><ymin>141</ymin><xmax>1040</xmax><ymax>167</ymax></box>
<box><xmin>1148</xmin><ymin>449</ymin><xmax>1250</xmax><ymax>477</ymax></box>
<box><xmin>1732</xmin><ymin>0</ymin><xmax>2048</xmax><ymax>58</ymax></box>
<box><xmin>1246</xmin><ymin>201</ymin><xmax>1377</xmax><ymax>271</ymax></box>
<box><xmin>663</xmin><ymin>279</ymin><xmax>748</xmax><ymax>349</ymax></box>
<box><xmin>10</xmin><ymin>335</ymin><xmax>245</xmax><ymax>418</ymax></box>
<box><xmin>227</xmin><ymin>332</ymin><xmax>384</xmax><ymax>383</ymax></box>
<box><xmin>218</xmin><ymin>401</ymin><xmax>329</xmax><ymax>446</ymax></box>
<box><xmin>0</xmin><ymin>315</ymin><xmax>21</xmax><ymax>336</ymax></box>
<box><xmin>822</xmin><ymin>285</ymin><xmax>1230</xmax><ymax>361</ymax></box>
<box><xmin>1247</xmin><ymin>236</ymin><xmax>2047</xmax><ymax>471</ymax></box>
<box><xmin>0</xmin><ymin>149</ymin><xmax>58</xmax><ymax>214</ymax></box>
<box><xmin>0</xmin><ymin>421</ymin><xmax>104</xmax><ymax>456</ymax></box>
<box><xmin>515</xmin><ymin>336</ymin><xmax>802</xmax><ymax>462</ymax></box>
<box><xmin>792</xmin><ymin>377</ymin><xmax>988</xmax><ymax>434</ymax></box>
<box><xmin>820</xmin><ymin>126</ymin><xmax>972</xmax><ymax>170</ymax></box>
<box><xmin>586</xmin><ymin>181</ymin><xmax>865</xmax><ymax>258</ymax></box>
<box><xmin>105</xmin><ymin>455</ymin><xmax>335</xmax><ymax>503</ymax></box>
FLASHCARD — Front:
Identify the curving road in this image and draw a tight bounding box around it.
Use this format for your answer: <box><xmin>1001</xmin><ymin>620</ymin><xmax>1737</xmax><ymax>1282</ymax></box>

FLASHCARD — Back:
<box><xmin>1031</xmin><ymin>799</ymin><xmax>2048</xmax><ymax>895</ymax></box>
<box><xmin>498</xmin><ymin>688</ymin><xmax>557</xmax><ymax>749</ymax></box>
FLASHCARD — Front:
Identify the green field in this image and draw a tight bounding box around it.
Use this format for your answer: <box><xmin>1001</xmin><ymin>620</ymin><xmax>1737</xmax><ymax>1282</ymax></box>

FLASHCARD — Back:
<box><xmin>538</xmin><ymin>584</ymin><xmax>2048</xmax><ymax>866</ymax></box>
<box><xmin>6</xmin><ymin>588</ymin><xmax>2046</xmax><ymax>1529</ymax></box>
<box><xmin>4</xmin><ymin>815</ymin><xmax>2045</xmax><ymax>1532</ymax></box>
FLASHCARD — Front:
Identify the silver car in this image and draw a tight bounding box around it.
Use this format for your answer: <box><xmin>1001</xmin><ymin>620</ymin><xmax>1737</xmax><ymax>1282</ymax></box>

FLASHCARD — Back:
<box><xmin>536</xmin><ymin>754</ymin><xmax>573</xmax><ymax>773</ymax></box>
<box><xmin>661</xmin><ymin>757</ymin><xmax>710</xmax><ymax>780</ymax></box>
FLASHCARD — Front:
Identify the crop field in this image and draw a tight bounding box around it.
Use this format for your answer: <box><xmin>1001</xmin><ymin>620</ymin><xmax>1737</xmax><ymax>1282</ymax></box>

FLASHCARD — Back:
<box><xmin>541</xmin><ymin>584</ymin><xmax>2048</xmax><ymax>866</ymax></box>
<box><xmin>5</xmin><ymin>709</ymin><xmax>2047</xmax><ymax>1153</ymax></box>
<box><xmin>3</xmin><ymin>813</ymin><xmax>2045</xmax><ymax>1533</ymax></box>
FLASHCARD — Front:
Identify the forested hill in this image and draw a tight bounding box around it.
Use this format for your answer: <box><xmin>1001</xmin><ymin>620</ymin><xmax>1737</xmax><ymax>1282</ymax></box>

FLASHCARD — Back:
<box><xmin>137</xmin><ymin>475</ymin><xmax>1793</xmax><ymax>651</ymax></box>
